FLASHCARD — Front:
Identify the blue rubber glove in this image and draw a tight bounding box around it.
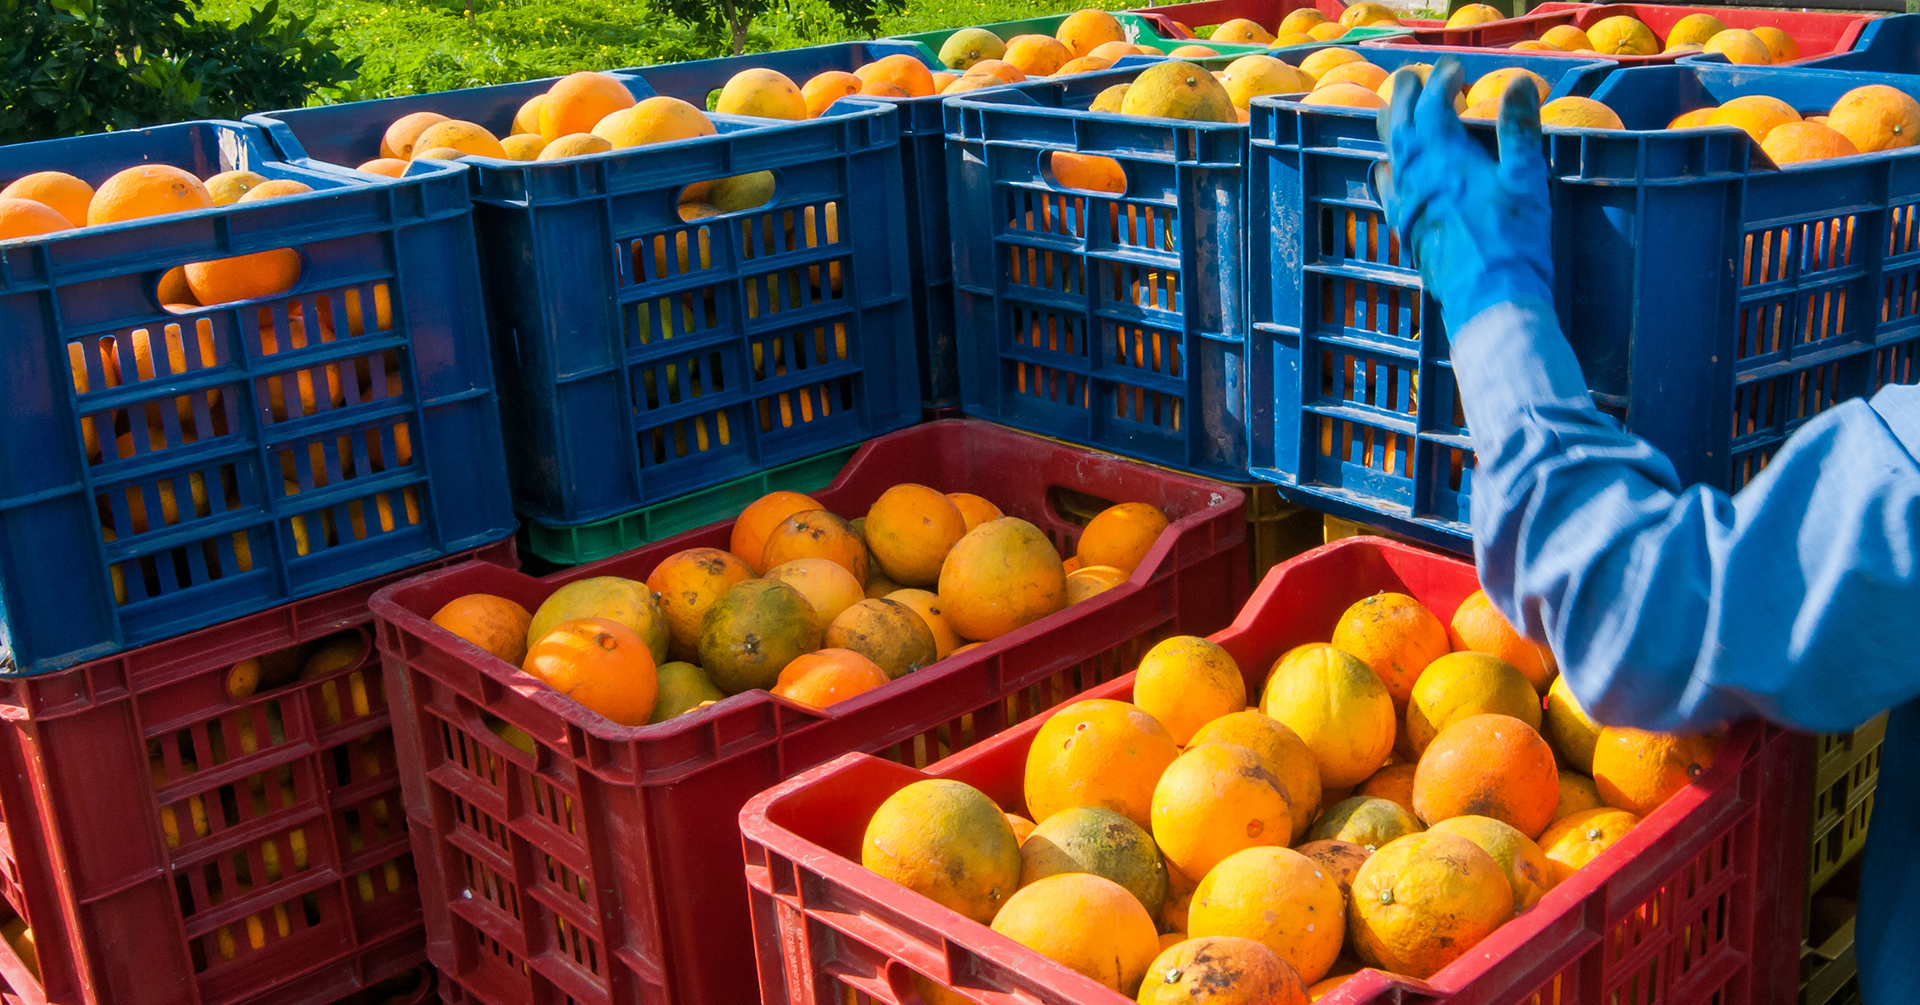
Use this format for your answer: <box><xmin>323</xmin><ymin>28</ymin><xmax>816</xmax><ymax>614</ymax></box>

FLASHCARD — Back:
<box><xmin>1373</xmin><ymin>60</ymin><xmax>1555</xmax><ymax>333</ymax></box>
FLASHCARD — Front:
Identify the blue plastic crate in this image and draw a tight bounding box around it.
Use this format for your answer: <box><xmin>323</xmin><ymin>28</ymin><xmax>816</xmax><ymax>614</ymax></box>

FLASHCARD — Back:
<box><xmin>1248</xmin><ymin>58</ymin><xmax>1920</xmax><ymax>549</ymax></box>
<box><xmin>944</xmin><ymin>60</ymin><xmax>1258</xmax><ymax>482</ymax></box>
<box><xmin>0</xmin><ymin>121</ymin><xmax>514</xmax><ymax>674</ymax></box>
<box><xmin>249</xmin><ymin>67</ymin><xmax>920</xmax><ymax>528</ymax></box>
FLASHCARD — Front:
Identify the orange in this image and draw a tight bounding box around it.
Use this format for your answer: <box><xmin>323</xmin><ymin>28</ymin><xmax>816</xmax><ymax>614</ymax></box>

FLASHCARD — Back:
<box><xmin>824</xmin><ymin>597</ymin><xmax>938</xmax><ymax>678</ymax></box>
<box><xmin>1167</xmin><ymin>44</ymin><xmax>1219</xmax><ymax>58</ymax></box>
<box><xmin>1132</xmin><ymin>635</ymin><xmax>1246</xmax><ymax>745</ymax></box>
<box><xmin>1585</xmin><ymin>14</ymin><xmax>1658</xmax><ymax>55</ymax></box>
<box><xmin>1056</xmin><ymin>55</ymin><xmax>1115</xmax><ymax>76</ymax></box>
<box><xmin>698</xmin><ymin>579</ymin><xmax>822</xmax><ymax>692</ymax></box>
<box><xmin>1543</xmin><ymin>675</ymin><xmax>1601</xmax><ymax>772</ymax></box>
<box><xmin>862</xmin><ymin>778</ymin><xmax>1022</xmax><ymax>923</ymax></box>
<box><xmin>1189</xmin><ymin>711</ymin><xmax>1323</xmax><ymax>842</ymax></box>
<box><xmin>1329</xmin><ymin>592</ymin><xmax>1450</xmax><ymax>707</ymax></box>
<box><xmin>1138</xmin><ymin>937</ymin><xmax>1309</xmax><ymax>1005</ymax></box>
<box><xmin>716</xmin><ymin>68</ymin><xmax>808</xmax><ymax>119</ymax></box>
<box><xmin>1347</xmin><ymin>831</ymin><xmax>1510</xmax><ymax>978</ymax></box>
<box><xmin>529</xmin><ymin>576</ymin><xmax>669</xmax><ymax>663</ymax></box>
<box><xmin>1024</xmin><ymin>698</ymin><xmax>1180</xmax><ymax>828</ymax></box>
<box><xmin>1222</xmin><ymin>55</ymin><xmax>1313</xmax><ymax>109</ymax></box>
<box><xmin>1704</xmin><ymin>28</ymin><xmax>1772</xmax><ymax>65</ymax></box>
<box><xmin>381</xmin><ymin>111</ymin><xmax>449</xmax><ymax>159</ymax></box>
<box><xmin>1668</xmin><ymin>107</ymin><xmax>1716</xmax><ymax>130</ymax></box>
<box><xmin>771</xmin><ymin>648</ymin><xmax>890</xmax><ymax>708</ymax></box>
<box><xmin>855</xmin><ymin>54</ymin><xmax>938</xmax><ymax>97</ymax></box>
<box><xmin>237</xmin><ymin>179</ymin><xmax>314</xmax><ymax>203</ymax></box>
<box><xmin>538</xmin><ymin>133</ymin><xmax>614</xmax><ymax>160</ymax></box>
<box><xmin>501</xmin><ymin>133</ymin><xmax>547</xmax><ymax>160</ymax></box>
<box><xmin>431</xmin><ymin>594</ymin><xmax>533</xmax><ymax>666</ymax></box>
<box><xmin>730</xmin><ymin>490</ymin><xmax>824</xmax><ymax>572</ymax></box>
<box><xmin>1307</xmin><ymin>22</ymin><xmax>1349</xmax><ymax>40</ymax></box>
<box><xmin>1057</xmin><ymin>9</ymin><xmax>1127</xmax><ymax>57</ymax></box>
<box><xmin>859</xmin><ymin>81</ymin><xmax>911</xmax><ymax>98</ymax></box>
<box><xmin>1763</xmin><ymin>121</ymin><xmax>1859</xmax><ymax>164</ymax></box>
<box><xmin>412</xmin><ymin>119</ymin><xmax>506</xmax><ymax>160</ymax></box>
<box><xmin>522</xmin><ymin>617</ymin><xmax>659</xmax><ymax>727</ymax></box>
<box><xmin>1005</xmin><ymin>812</ymin><xmax>1036</xmax><ymax>845</ymax></box>
<box><xmin>157</xmin><ymin>266</ymin><xmax>196</xmax><ymax>307</ymax></box>
<box><xmin>646</xmin><ymin>547</ymin><xmax>755</xmax><ymax>662</ymax></box>
<box><xmin>1428</xmin><ymin>815</ymin><xmax>1553</xmax><ymax>912</ymax></box>
<box><xmin>1076</xmin><ymin>501</ymin><xmax>1169</xmax><ymax>573</ymax></box>
<box><xmin>1066</xmin><ymin>564</ymin><xmax>1128</xmax><ymax>605</ymax></box>
<box><xmin>761</xmin><ymin>509</ymin><xmax>869</xmax><ymax>583</ymax></box>
<box><xmin>1752</xmin><ymin>26</ymin><xmax>1800</xmax><ymax>63</ymax></box>
<box><xmin>1826</xmin><ymin>84</ymin><xmax>1920</xmax><ymax>153</ymax></box>
<box><xmin>968</xmin><ymin>59</ymin><xmax>1027</xmax><ymax>84</ymax></box>
<box><xmin>1048</xmin><ymin>152</ymin><xmax>1127</xmax><ymax>193</ymax></box>
<box><xmin>87</xmin><ymin>165</ymin><xmax>213</xmax><ymax>226</ymax></box>
<box><xmin>1339</xmin><ymin>1</ymin><xmax>1400</xmax><ymax>26</ymax></box>
<box><xmin>1537</xmin><ymin>807</ymin><xmax>1638</xmax><ymax>882</ymax></box>
<box><xmin>991</xmin><ymin>873</ymin><xmax>1160</xmax><ymax>994</ymax></box>
<box><xmin>1122</xmin><ymin>62</ymin><xmax>1237</xmax><ymax>122</ymax></box>
<box><xmin>355</xmin><ymin>158</ymin><xmax>408</xmax><ymax>177</ymax></box>
<box><xmin>866</xmin><ymin>483</ymin><xmax>967</xmax><ymax>586</ymax></box>
<box><xmin>593</xmin><ymin>97</ymin><xmax>715</xmax><ymax>149</ymax></box>
<box><xmin>1447</xmin><ymin>589</ymin><xmax>1555</xmax><ymax>691</ymax></box>
<box><xmin>1188</xmin><ymin>846</ymin><xmax>1345</xmax><ymax>984</ymax></box>
<box><xmin>541</xmin><ymin>71</ymin><xmax>637</xmax><ymax>141</ymax></box>
<box><xmin>1151</xmin><ymin>742</ymin><xmax>1294</xmax><ymax>880</ymax></box>
<box><xmin>204</xmin><ymin>169</ymin><xmax>268</xmax><ymax>206</ymax></box>
<box><xmin>1020</xmin><ymin>805</ymin><xmax>1167</xmax><ymax>917</ymax></box>
<box><xmin>184</xmin><ymin>247</ymin><xmax>302</xmax><ymax>306</ymax></box>
<box><xmin>1306</xmin><ymin>796</ymin><xmax>1422</xmax><ymax>850</ymax></box>
<box><xmin>1260</xmin><ymin>643</ymin><xmax>1396</xmax><ymax>788</ymax></box>
<box><xmin>1539</xmin><ymin>25</ymin><xmax>1593</xmax><ymax>51</ymax></box>
<box><xmin>1278</xmin><ymin>8</ymin><xmax>1329</xmax><ymax>34</ymax></box>
<box><xmin>1553</xmin><ymin>770</ymin><xmax>1604</xmax><ymax>822</ymax></box>
<box><xmin>939</xmin><ymin>517</ymin><xmax>1068</xmax><ymax>640</ymax></box>
<box><xmin>1706</xmin><ymin>102</ymin><xmax>1796</xmax><ymax>142</ymax></box>
<box><xmin>883</xmin><ymin>588</ymin><xmax>961</xmax><ymax>659</ymax></box>
<box><xmin>1412</xmin><ymin>714</ymin><xmax>1559</xmax><ymax>838</ymax></box>
<box><xmin>1466</xmin><ymin>67</ymin><xmax>1549</xmax><ymax>107</ymax></box>
<box><xmin>1002</xmin><ymin>34</ymin><xmax>1074</xmax><ymax>76</ymax></box>
<box><xmin>1462</xmin><ymin>98</ymin><xmax>1501</xmax><ymax>121</ymax></box>
<box><xmin>1</xmin><ymin>171</ymin><xmax>92</xmax><ymax>227</ymax></box>
<box><xmin>1094</xmin><ymin>40</ymin><xmax>1149</xmax><ymax>61</ymax></box>
<box><xmin>1356</xmin><ymin>763</ymin><xmax>1418</xmax><ymax>818</ymax></box>
<box><xmin>1446</xmin><ymin>3</ymin><xmax>1503</xmax><ymax>28</ymax></box>
<box><xmin>513</xmin><ymin>93</ymin><xmax>548</xmax><ymax>135</ymax></box>
<box><xmin>945</xmin><ymin>492</ymin><xmax>1003</xmax><ymax>531</ymax></box>
<box><xmin>0</xmin><ymin>198</ymin><xmax>73</xmax><ymax>240</ymax></box>
<box><xmin>934</xmin><ymin>73</ymin><xmax>962</xmax><ymax>91</ymax></box>
<box><xmin>1314</xmin><ymin>62</ymin><xmax>1389</xmax><ymax>93</ymax></box>
<box><xmin>1405</xmin><ymin>651</ymin><xmax>1541</xmax><ymax>755</ymax></box>
<box><xmin>764</xmin><ymin>558</ymin><xmax>865</xmax><ymax>631</ymax></box>
<box><xmin>1664</xmin><ymin>12</ymin><xmax>1727</xmax><ymax>47</ymax></box>
<box><xmin>1590</xmin><ymin>728</ymin><xmax>1722</xmax><ymax>816</ymax></box>
<box><xmin>1295</xmin><ymin>839</ymin><xmax>1370</xmax><ymax>907</ymax></box>
<box><xmin>1211</xmin><ymin>18</ymin><xmax>1275</xmax><ymax>43</ymax></box>
<box><xmin>802</xmin><ymin>71</ymin><xmax>862</xmax><ymax>117</ymax></box>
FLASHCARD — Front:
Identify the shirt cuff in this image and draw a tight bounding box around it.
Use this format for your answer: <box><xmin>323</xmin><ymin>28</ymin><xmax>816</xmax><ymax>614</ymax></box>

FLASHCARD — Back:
<box><xmin>1449</xmin><ymin>298</ymin><xmax>1598</xmax><ymax>433</ymax></box>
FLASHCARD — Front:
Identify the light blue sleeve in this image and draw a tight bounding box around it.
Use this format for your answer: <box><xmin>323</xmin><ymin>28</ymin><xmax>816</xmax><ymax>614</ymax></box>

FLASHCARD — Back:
<box><xmin>1448</xmin><ymin>299</ymin><xmax>1920</xmax><ymax>735</ymax></box>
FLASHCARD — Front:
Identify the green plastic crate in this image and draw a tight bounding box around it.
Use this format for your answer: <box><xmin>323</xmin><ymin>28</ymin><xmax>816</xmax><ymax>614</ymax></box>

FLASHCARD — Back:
<box><xmin>523</xmin><ymin>445</ymin><xmax>859</xmax><ymax>566</ymax></box>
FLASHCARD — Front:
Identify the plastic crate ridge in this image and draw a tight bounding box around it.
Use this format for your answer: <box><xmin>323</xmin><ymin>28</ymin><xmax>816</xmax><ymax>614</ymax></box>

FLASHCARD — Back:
<box><xmin>0</xmin><ymin>120</ymin><xmax>515</xmax><ymax>675</ymax></box>
<box><xmin>371</xmin><ymin>419</ymin><xmax>1250</xmax><ymax>1005</ymax></box>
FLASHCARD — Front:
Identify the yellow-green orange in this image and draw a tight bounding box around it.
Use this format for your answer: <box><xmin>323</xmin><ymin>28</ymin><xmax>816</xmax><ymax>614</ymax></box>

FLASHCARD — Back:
<box><xmin>863</xmin><ymin>779</ymin><xmax>1021</xmax><ymax>923</ymax></box>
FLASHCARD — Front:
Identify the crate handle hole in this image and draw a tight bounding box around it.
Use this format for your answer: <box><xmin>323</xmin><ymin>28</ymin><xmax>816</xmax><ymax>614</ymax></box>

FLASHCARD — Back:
<box><xmin>1041</xmin><ymin>151</ymin><xmax>1129</xmax><ymax>197</ymax></box>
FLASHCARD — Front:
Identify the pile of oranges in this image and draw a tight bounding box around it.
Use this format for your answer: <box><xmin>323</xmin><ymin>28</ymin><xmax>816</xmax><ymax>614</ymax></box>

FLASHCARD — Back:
<box><xmin>858</xmin><ymin>587</ymin><xmax>1722</xmax><ymax>1002</ymax></box>
<box><xmin>1202</xmin><ymin>2</ymin><xmax>1405</xmax><ymax>47</ymax></box>
<box><xmin>429</xmin><ymin>486</ymin><xmax>1172</xmax><ymax>729</ymax></box>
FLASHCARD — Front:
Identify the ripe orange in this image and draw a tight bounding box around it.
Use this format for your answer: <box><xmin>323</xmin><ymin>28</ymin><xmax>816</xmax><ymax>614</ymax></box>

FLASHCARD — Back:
<box><xmin>859</xmin><ymin>81</ymin><xmax>910</xmax><ymax>98</ymax></box>
<box><xmin>1315</xmin><ymin>62</ymin><xmax>1389</xmax><ymax>92</ymax></box>
<box><xmin>522</xmin><ymin>617</ymin><xmax>659</xmax><ymax>727</ymax></box>
<box><xmin>1055</xmin><ymin>8</ymin><xmax>1127</xmax><ymax>58</ymax></box>
<box><xmin>1260</xmin><ymin>642</ymin><xmax>1397</xmax><ymax>788</ymax></box>
<box><xmin>594</xmin><ymin>97</ymin><xmax>718</xmax><ymax>148</ymax></box>
<box><xmin>1704</xmin><ymin>28</ymin><xmax>1772</xmax><ymax>65</ymax></box>
<box><xmin>1049</xmin><ymin>152</ymin><xmax>1127</xmax><ymax>194</ymax></box>
<box><xmin>431</xmin><ymin>593</ymin><xmax>534</xmax><ymax>666</ymax></box>
<box><xmin>514</xmin><ymin>93</ymin><xmax>548</xmax><ymax>135</ymax></box>
<box><xmin>771</xmin><ymin>648</ymin><xmax>890</xmax><ymax>708</ymax></box>
<box><xmin>1132</xmin><ymin>635</ymin><xmax>1246</xmax><ymax>745</ymax></box>
<box><xmin>939</xmin><ymin>517</ymin><xmax>1068</xmax><ymax>640</ymax></box>
<box><xmin>184</xmin><ymin>247</ymin><xmax>302</xmax><ymax>306</ymax></box>
<box><xmin>1188</xmin><ymin>846</ymin><xmax>1345</xmax><ymax>984</ymax></box>
<box><xmin>883</xmin><ymin>588</ymin><xmax>961</xmax><ymax>659</ymax></box>
<box><xmin>866</xmin><ymin>483</ymin><xmax>967</xmax><ymax>586</ymax></box>
<box><xmin>541</xmin><ymin>71</ymin><xmax>638</xmax><ymax>142</ymax></box>
<box><xmin>1005</xmin><ymin>812</ymin><xmax>1036</xmax><ymax>845</ymax></box>
<box><xmin>237</xmin><ymin>180</ymin><xmax>314</xmax><ymax>203</ymax></box>
<box><xmin>1428</xmin><ymin>814</ymin><xmax>1554</xmax><ymax>912</ymax></box>
<box><xmin>1466</xmin><ymin>67</ymin><xmax>1548</xmax><ymax>106</ymax></box>
<box><xmin>945</xmin><ymin>492</ymin><xmax>1003</xmax><ymax>531</ymax></box>
<box><xmin>761</xmin><ymin>508</ymin><xmax>869</xmax><ymax>583</ymax></box>
<box><xmin>716</xmin><ymin>68</ymin><xmax>808</xmax><ymax>119</ymax></box>
<box><xmin>802</xmin><ymin>71</ymin><xmax>863</xmax><ymax>117</ymax></box>
<box><xmin>381</xmin><ymin>111</ymin><xmax>449</xmax><ymax>159</ymax></box>
<box><xmin>1543</xmin><ymin>675</ymin><xmax>1601</xmax><ymax>773</ymax></box>
<box><xmin>1447</xmin><ymin>589</ymin><xmax>1555</xmax><ymax>691</ymax></box>
<box><xmin>1294</xmin><ymin>839</ymin><xmax>1370</xmax><ymax>907</ymax></box>
<box><xmin>1553</xmin><ymin>770</ymin><xmax>1605</xmax><ymax>822</ymax></box>
<box><xmin>1211</xmin><ymin>17</ymin><xmax>1275</xmax><ymax>43</ymax></box>
<box><xmin>1412</xmin><ymin>714</ymin><xmax>1559</xmax><ymax>838</ymax></box>
<box><xmin>863</xmin><ymin>778</ymin><xmax>1022</xmax><ymax>923</ymax></box>
<box><xmin>1137</xmin><ymin>937</ymin><xmax>1309</xmax><ymax>1005</ymax></box>
<box><xmin>1076</xmin><ymin>501</ymin><xmax>1169</xmax><ymax>573</ymax></box>
<box><xmin>1151</xmin><ymin>742</ymin><xmax>1294</xmax><ymax>880</ymax></box>
<box><xmin>991</xmin><ymin>873</ymin><xmax>1161</xmax><ymax>994</ymax></box>
<box><xmin>1065</xmin><ymin>565</ymin><xmax>1127</xmax><ymax>605</ymax></box>
<box><xmin>1002</xmin><ymin>34</ymin><xmax>1073</xmax><ymax>77</ymax></box>
<box><xmin>87</xmin><ymin>165</ymin><xmax>213</xmax><ymax>226</ymax></box>
<box><xmin>2</xmin><ymin>171</ymin><xmax>92</xmax><ymax>227</ymax></box>
<box><xmin>1329</xmin><ymin>592</ymin><xmax>1450</xmax><ymax>706</ymax></box>
<box><xmin>1763</xmin><ymin>121</ymin><xmax>1860</xmax><ymax>165</ymax></box>
<box><xmin>355</xmin><ymin>158</ymin><xmax>408</xmax><ymax>178</ymax></box>
<box><xmin>967</xmin><ymin>59</ymin><xmax>1026</xmax><ymax>84</ymax></box>
<box><xmin>1189</xmin><ymin>711</ymin><xmax>1323</xmax><ymax>843</ymax></box>
<box><xmin>729</xmin><ymin>490</ymin><xmax>823</xmax><ymax>573</ymax></box>
<box><xmin>1404</xmin><ymin>651</ymin><xmax>1541</xmax><ymax>755</ymax></box>
<box><xmin>1590</xmin><ymin>727</ymin><xmax>1722</xmax><ymax>816</ymax></box>
<box><xmin>0</xmin><ymin>198</ymin><xmax>73</xmax><ymax>241</ymax></box>
<box><xmin>647</xmin><ymin>547</ymin><xmax>755</xmax><ymax>661</ymax></box>
<box><xmin>1024</xmin><ymin>698</ymin><xmax>1180</xmax><ymax>828</ymax></box>
<box><xmin>1347</xmin><ymin>831</ymin><xmax>1511</xmax><ymax>978</ymax></box>
<box><xmin>1537</xmin><ymin>807</ymin><xmax>1639</xmax><ymax>882</ymax></box>
<box><xmin>855</xmin><ymin>54</ymin><xmax>938</xmax><ymax>98</ymax></box>
<box><xmin>1356</xmin><ymin>763</ymin><xmax>1418</xmax><ymax>818</ymax></box>
<box><xmin>1706</xmin><ymin>102</ymin><xmax>1797</xmax><ymax>142</ymax></box>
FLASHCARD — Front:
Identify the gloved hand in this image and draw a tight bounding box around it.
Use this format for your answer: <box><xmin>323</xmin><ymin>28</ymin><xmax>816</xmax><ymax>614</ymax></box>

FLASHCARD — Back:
<box><xmin>1373</xmin><ymin>60</ymin><xmax>1555</xmax><ymax>334</ymax></box>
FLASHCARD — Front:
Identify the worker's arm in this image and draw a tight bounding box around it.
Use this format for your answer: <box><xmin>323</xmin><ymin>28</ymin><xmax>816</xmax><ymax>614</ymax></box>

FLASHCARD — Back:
<box><xmin>1377</xmin><ymin>63</ymin><xmax>1920</xmax><ymax>735</ymax></box>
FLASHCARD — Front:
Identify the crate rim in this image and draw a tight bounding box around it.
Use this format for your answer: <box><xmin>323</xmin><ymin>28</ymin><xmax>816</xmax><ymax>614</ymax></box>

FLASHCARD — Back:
<box><xmin>740</xmin><ymin>534</ymin><xmax>1766</xmax><ymax>1005</ymax></box>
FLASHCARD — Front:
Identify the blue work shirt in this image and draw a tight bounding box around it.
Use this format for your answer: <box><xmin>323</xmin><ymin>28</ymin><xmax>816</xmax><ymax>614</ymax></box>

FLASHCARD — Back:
<box><xmin>1450</xmin><ymin>298</ymin><xmax>1919</xmax><ymax>1004</ymax></box>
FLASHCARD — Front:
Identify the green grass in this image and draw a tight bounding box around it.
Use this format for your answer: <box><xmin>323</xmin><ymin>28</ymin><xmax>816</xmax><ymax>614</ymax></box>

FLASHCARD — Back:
<box><xmin>200</xmin><ymin>0</ymin><xmax>1139</xmax><ymax>101</ymax></box>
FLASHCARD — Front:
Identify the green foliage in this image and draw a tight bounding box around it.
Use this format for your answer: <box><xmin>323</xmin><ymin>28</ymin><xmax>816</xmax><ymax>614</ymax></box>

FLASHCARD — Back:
<box><xmin>0</xmin><ymin>0</ymin><xmax>358</xmax><ymax>144</ymax></box>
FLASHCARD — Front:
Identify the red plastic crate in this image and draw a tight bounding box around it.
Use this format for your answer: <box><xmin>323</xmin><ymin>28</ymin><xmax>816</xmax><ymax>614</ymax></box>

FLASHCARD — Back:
<box><xmin>742</xmin><ymin>537</ymin><xmax>1811</xmax><ymax>1005</ymax></box>
<box><xmin>368</xmin><ymin>419</ymin><xmax>1248</xmax><ymax>1005</ymax></box>
<box><xmin>1368</xmin><ymin>3</ymin><xmax>1879</xmax><ymax>64</ymax></box>
<box><xmin>0</xmin><ymin>538</ymin><xmax>516</xmax><ymax>1005</ymax></box>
